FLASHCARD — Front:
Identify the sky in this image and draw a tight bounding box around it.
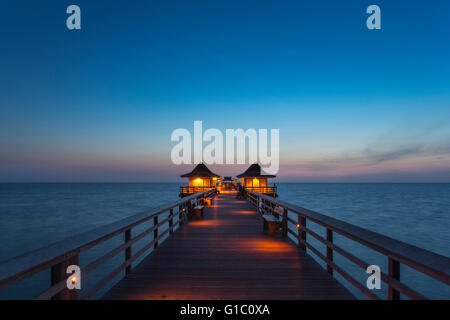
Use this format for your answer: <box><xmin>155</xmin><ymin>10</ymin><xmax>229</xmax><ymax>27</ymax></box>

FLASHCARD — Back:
<box><xmin>0</xmin><ymin>0</ymin><xmax>449</xmax><ymax>182</ymax></box>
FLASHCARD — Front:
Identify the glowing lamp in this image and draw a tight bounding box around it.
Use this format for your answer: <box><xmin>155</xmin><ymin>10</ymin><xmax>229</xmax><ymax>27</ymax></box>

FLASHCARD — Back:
<box><xmin>71</xmin><ymin>276</ymin><xmax>76</xmax><ymax>284</ymax></box>
<box><xmin>296</xmin><ymin>224</ymin><xmax>300</xmax><ymax>228</ymax></box>
<box><xmin>196</xmin><ymin>178</ymin><xmax>201</xmax><ymax>182</ymax></box>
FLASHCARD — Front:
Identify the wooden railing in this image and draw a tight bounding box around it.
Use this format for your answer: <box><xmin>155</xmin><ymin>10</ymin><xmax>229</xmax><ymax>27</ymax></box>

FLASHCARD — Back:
<box><xmin>246</xmin><ymin>190</ymin><xmax>450</xmax><ymax>300</ymax></box>
<box><xmin>243</xmin><ymin>186</ymin><xmax>277</xmax><ymax>195</ymax></box>
<box><xmin>0</xmin><ymin>189</ymin><xmax>216</xmax><ymax>300</ymax></box>
<box><xmin>180</xmin><ymin>186</ymin><xmax>215</xmax><ymax>194</ymax></box>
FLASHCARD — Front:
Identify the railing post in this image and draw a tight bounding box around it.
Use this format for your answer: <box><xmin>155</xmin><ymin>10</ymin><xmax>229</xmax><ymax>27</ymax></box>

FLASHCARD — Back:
<box><xmin>169</xmin><ymin>208</ymin><xmax>174</xmax><ymax>235</ymax></box>
<box><xmin>261</xmin><ymin>197</ymin><xmax>264</xmax><ymax>212</ymax></box>
<box><xmin>326</xmin><ymin>228</ymin><xmax>333</xmax><ymax>275</ymax></box>
<box><xmin>153</xmin><ymin>216</ymin><xmax>159</xmax><ymax>249</ymax></box>
<box><xmin>298</xmin><ymin>215</ymin><xmax>306</xmax><ymax>251</ymax></box>
<box><xmin>178</xmin><ymin>205</ymin><xmax>183</xmax><ymax>227</ymax></box>
<box><xmin>51</xmin><ymin>255</ymin><xmax>79</xmax><ymax>300</ymax></box>
<box><xmin>125</xmin><ymin>229</ymin><xmax>132</xmax><ymax>275</ymax></box>
<box><xmin>281</xmin><ymin>208</ymin><xmax>288</xmax><ymax>237</ymax></box>
<box><xmin>388</xmin><ymin>258</ymin><xmax>400</xmax><ymax>300</ymax></box>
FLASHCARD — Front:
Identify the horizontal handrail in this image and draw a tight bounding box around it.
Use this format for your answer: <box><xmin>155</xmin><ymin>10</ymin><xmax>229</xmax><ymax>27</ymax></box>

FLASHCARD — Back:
<box><xmin>0</xmin><ymin>189</ymin><xmax>215</xmax><ymax>298</ymax></box>
<box><xmin>180</xmin><ymin>186</ymin><xmax>215</xmax><ymax>193</ymax></box>
<box><xmin>243</xmin><ymin>186</ymin><xmax>277</xmax><ymax>193</ymax></box>
<box><xmin>246</xmin><ymin>190</ymin><xmax>450</xmax><ymax>299</ymax></box>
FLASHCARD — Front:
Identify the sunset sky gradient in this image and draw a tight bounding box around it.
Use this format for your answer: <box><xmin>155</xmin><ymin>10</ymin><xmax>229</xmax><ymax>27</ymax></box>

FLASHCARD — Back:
<box><xmin>0</xmin><ymin>0</ymin><xmax>449</xmax><ymax>182</ymax></box>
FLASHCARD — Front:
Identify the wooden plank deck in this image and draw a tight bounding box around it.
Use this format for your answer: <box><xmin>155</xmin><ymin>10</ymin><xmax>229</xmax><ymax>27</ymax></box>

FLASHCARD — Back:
<box><xmin>103</xmin><ymin>192</ymin><xmax>354</xmax><ymax>300</ymax></box>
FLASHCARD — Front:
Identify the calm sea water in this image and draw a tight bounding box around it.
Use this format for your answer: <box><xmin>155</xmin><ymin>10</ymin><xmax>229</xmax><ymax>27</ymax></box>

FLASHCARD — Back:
<box><xmin>0</xmin><ymin>183</ymin><xmax>449</xmax><ymax>299</ymax></box>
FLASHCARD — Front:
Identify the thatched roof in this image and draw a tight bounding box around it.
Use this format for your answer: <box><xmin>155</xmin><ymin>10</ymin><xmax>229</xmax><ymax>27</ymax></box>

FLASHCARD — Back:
<box><xmin>180</xmin><ymin>164</ymin><xmax>221</xmax><ymax>178</ymax></box>
<box><xmin>236</xmin><ymin>163</ymin><xmax>276</xmax><ymax>178</ymax></box>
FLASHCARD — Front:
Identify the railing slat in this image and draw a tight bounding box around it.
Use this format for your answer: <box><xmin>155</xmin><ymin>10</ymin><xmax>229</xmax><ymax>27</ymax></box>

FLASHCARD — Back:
<box><xmin>326</xmin><ymin>228</ymin><xmax>333</xmax><ymax>275</ymax></box>
<box><xmin>0</xmin><ymin>190</ymin><xmax>214</xmax><ymax>296</ymax></box>
<box><xmin>302</xmin><ymin>239</ymin><xmax>380</xmax><ymax>300</ymax></box>
<box><xmin>388</xmin><ymin>258</ymin><xmax>401</xmax><ymax>300</ymax></box>
<box><xmin>301</xmin><ymin>225</ymin><xmax>426</xmax><ymax>300</ymax></box>
<box><xmin>81</xmin><ymin>215</ymin><xmax>184</xmax><ymax>300</ymax></box>
<box><xmin>125</xmin><ymin>229</ymin><xmax>132</xmax><ymax>275</ymax></box>
<box><xmin>247</xmin><ymin>190</ymin><xmax>450</xmax><ymax>285</ymax></box>
<box><xmin>153</xmin><ymin>216</ymin><xmax>159</xmax><ymax>249</ymax></box>
<box><xmin>248</xmin><ymin>190</ymin><xmax>447</xmax><ymax>300</ymax></box>
<box><xmin>50</xmin><ymin>255</ymin><xmax>78</xmax><ymax>300</ymax></box>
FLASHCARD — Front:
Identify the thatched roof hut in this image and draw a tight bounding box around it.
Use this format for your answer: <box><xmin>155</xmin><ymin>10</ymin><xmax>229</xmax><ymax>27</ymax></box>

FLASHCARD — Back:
<box><xmin>180</xmin><ymin>163</ymin><xmax>221</xmax><ymax>178</ymax></box>
<box><xmin>236</xmin><ymin>163</ymin><xmax>276</xmax><ymax>178</ymax></box>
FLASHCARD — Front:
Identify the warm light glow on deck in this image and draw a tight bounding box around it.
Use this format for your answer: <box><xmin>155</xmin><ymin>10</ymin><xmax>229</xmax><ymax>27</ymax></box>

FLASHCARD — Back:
<box><xmin>233</xmin><ymin>210</ymin><xmax>257</xmax><ymax>215</ymax></box>
<box><xmin>189</xmin><ymin>220</ymin><xmax>222</xmax><ymax>227</ymax></box>
<box><xmin>243</xmin><ymin>239</ymin><xmax>293</xmax><ymax>253</ymax></box>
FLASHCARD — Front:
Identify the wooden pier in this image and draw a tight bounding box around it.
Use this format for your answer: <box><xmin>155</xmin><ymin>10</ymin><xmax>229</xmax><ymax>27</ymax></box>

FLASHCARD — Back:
<box><xmin>103</xmin><ymin>193</ymin><xmax>352</xmax><ymax>299</ymax></box>
<box><xmin>0</xmin><ymin>188</ymin><xmax>449</xmax><ymax>300</ymax></box>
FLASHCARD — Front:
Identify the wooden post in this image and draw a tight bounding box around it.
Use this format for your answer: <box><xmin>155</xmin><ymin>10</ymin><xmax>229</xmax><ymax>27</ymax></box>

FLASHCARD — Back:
<box><xmin>51</xmin><ymin>255</ymin><xmax>79</xmax><ymax>300</ymax></box>
<box><xmin>169</xmin><ymin>208</ymin><xmax>174</xmax><ymax>235</ymax></box>
<box><xmin>281</xmin><ymin>208</ymin><xmax>288</xmax><ymax>237</ymax></box>
<box><xmin>326</xmin><ymin>228</ymin><xmax>333</xmax><ymax>275</ymax></box>
<box><xmin>298</xmin><ymin>215</ymin><xmax>306</xmax><ymax>251</ymax></box>
<box><xmin>125</xmin><ymin>229</ymin><xmax>132</xmax><ymax>275</ymax></box>
<box><xmin>388</xmin><ymin>258</ymin><xmax>400</xmax><ymax>300</ymax></box>
<box><xmin>153</xmin><ymin>216</ymin><xmax>159</xmax><ymax>249</ymax></box>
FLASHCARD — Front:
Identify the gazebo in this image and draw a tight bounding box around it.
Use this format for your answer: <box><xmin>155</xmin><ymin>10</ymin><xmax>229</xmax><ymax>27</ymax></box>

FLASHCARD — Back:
<box><xmin>179</xmin><ymin>163</ymin><xmax>221</xmax><ymax>197</ymax></box>
<box><xmin>236</xmin><ymin>163</ymin><xmax>277</xmax><ymax>197</ymax></box>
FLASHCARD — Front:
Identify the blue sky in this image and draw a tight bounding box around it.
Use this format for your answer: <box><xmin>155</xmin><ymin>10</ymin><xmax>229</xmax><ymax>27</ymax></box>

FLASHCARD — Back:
<box><xmin>0</xmin><ymin>0</ymin><xmax>449</xmax><ymax>182</ymax></box>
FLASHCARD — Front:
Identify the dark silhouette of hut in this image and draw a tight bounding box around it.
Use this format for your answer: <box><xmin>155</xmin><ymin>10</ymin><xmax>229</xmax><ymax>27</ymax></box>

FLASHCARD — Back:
<box><xmin>236</xmin><ymin>163</ymin><xmax>277</xmax><ymax>197</ymax></box>
<box><xmin>179</xmin><ymin>163</ymin><xmax>221</xmax><ymax>197</ymax></box>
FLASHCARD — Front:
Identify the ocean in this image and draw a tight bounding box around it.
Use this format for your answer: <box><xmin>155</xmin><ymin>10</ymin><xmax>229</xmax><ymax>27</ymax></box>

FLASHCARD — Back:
<box><xmin>0</xmin><ymin>183</ymin><xmax>449</xmax><ymax>299</ymax></box>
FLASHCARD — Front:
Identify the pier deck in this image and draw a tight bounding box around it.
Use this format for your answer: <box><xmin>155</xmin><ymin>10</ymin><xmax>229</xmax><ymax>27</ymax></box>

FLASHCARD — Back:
<box><xmin>103</xmin><ymin>193</ymin><xmax>354</xmax><ymax>300</ymax></box>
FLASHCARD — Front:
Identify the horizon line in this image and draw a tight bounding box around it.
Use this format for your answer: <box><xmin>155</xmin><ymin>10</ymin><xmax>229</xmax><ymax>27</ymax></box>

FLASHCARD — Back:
<box><xmin>1</xmin><ymin>181</ymin><xmax>450</xmax><ymax>184</ymax></box>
